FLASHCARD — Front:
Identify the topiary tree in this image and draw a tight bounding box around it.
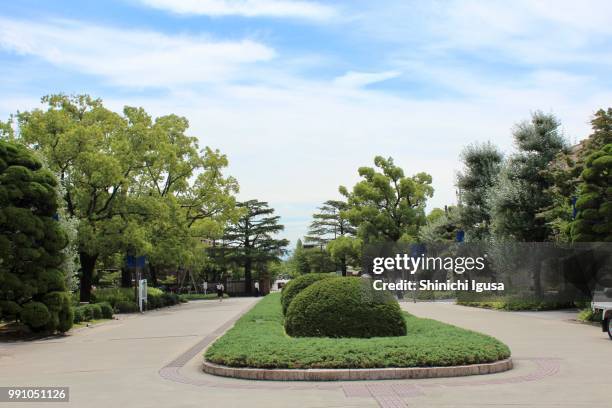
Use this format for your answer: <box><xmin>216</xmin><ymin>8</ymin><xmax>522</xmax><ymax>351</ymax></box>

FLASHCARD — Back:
<box><xmin>280</xmin><ymin>273</ymin><xmax>332</xmax><ymax>315</ymax></box>
<box><xmin>285</xmin><ymin>277</ymin><xmax>407</xmax><ymax>338</ymax></box>
<box><xmin>0</xmin><ymin>140</ymin><xmax>73</xmax><ymax>332</ymax></box>
<box><xmin>570</xmin><ymin>143</ymin><xmax>612</xmax><ymax>241</ymax></box>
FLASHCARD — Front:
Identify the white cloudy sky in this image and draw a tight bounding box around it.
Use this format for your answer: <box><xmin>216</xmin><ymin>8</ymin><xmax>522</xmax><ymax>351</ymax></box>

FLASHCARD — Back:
<box><xmin>1</xmin><ymin>0</ymin><xmax>611</xmax><ymax>245</ymax></box>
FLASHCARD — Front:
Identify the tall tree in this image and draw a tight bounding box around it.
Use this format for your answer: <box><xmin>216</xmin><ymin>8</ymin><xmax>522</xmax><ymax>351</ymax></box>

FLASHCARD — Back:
<box><xmin>222</xmin><ymin>200</ymin><xmax>288</xmax><ymax>294</ymax></box>
<box><xmin>305</xmin><ymin>200</ymin><xmax>355</xmax><ymax>245</ymax></box>
<box><xmin>16</xmin><ymin>95</ymin><xmax>154</xmax><ymax>302</ymax></box>
<box><xmin>570</xmin><ymin>109</ymin><xmax>612</xmax><ymax>241</ymax></box>
<box><xmin>456</xmin><ymin>142</ymin><xmax>503</xmax><ymax>240</ymax></box>
<box><xmin>0</xmin><ymin>140</ymin><xmax>73</xmax><ymax>332</ymax></box>
<box><xmin>488</xmin><ymin>112</ymin><xmax>568</xmax><ymax>242</ymax></box>
<box><xmin>340</xmin><ymin>156</ymin><xmax>433</xmax><ymax>243</ymax></box>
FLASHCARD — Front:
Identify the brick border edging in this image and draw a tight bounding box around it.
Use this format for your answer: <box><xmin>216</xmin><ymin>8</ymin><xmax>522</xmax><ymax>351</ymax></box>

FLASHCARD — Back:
<box><xmin>202</xmin><ymin>358</ymin><xmax>513</xmax><ymax>381</ymax></box>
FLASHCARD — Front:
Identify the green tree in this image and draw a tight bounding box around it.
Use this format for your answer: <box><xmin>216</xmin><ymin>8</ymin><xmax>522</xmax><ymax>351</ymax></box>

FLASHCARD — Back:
<box><xmin>456</xmin><ymin>142</ymin><xmax>503</xmax><ymax>240</ymax></box>
<box><xmin>0</xmin><ymin>140</ymin><xmax>73</xmax><ymax>332</ymax></box>
<box><xmin>488</xmin><ymin>112</ymin><xmax>568</xmax><ymax>242</ymax></box>
<box><xmin>327</xmin><ymin>236</ymin><xmax>362</xmax><ymax>274</ymax></box>
<box><xmin>340</xmin><ymin>156</ymin><xmax>433</xmax><ymax>243</ymax></box>
<box><xmin>222</xmin><ymin>200</ymin><xmax>288</xmax><ymax>294</ymax></box>
<box><xmin>305</xmin><ymin>200</ymin><xmax>355</xmax><ymax>275</ymax></box>
<box><xmin>17</xmin><ymin>95</ymin><xmax>154</xmax><ymax>302</ymax></box>
<box><xmin>570</xmin><ymin>110</ymin><xmax>612</xmax><ymax>241</ymax></box>
<box><xmin>419</xmin><ymin>206</ymin><xmax>461</xmax><ymax>243</ymax></box>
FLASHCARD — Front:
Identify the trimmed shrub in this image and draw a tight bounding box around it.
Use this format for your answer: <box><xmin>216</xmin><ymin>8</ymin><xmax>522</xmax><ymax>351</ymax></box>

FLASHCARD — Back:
<box><xmin>115</xmin><ymin>301</ymin><xmax>139</xmax><ymax>314</ymax></box>
<box><xmin>285</xmin><ymin>277</ymin><xmax>407</xmax><ymax>338</ymax></box>
<box><xmin>98</xmin><ymin>302</ymin><xmax>113</xmax><ymax>319</ymax></box>
<box><xmin>20</xmin><ymin>301</ymin><xmax>51</xmax><ymax>330</ymax></box>
<box><xmin>0</xmin><ymin>300</ymin><xmax>22</xmax><ymax>319</ymax></box>
<box><xmin>0</xmin><ymin>141</ymin><xmax>73</xmax><ymax>333</ymax></box>
<box><xmin>281</xmin><ymin>273</ymin><xmax>333</xmax><ymax>315</ymax></box>
<box><xmin>73</xmin><ymin>307</ymin><xmax>84</xmax><ymax>323</ymax></box>
<box><xmin>91</xmin><ymin>288</ymin><xmax>133</xmax><ymax>307</ymax></box>
<box><xmin>89</xmin><ymin>304</ymin><xmax>103</xmax><ymax>319</ymax></box>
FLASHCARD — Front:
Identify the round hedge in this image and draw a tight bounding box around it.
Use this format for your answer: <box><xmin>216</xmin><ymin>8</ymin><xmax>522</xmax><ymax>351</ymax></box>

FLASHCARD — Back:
<box><xmin>285</xmin><ymin>277</ymin><xmax>407</xmax><ymax>338</ymax></box>
<box><xmin>20</xmin><ymin>301</ymin><xmax>51</xmax><ymax>329</ymax></box>
<box><xmin>281</xmin><ymin>273</ymin><xmax>333</xmax><ymax>315</ymax></box>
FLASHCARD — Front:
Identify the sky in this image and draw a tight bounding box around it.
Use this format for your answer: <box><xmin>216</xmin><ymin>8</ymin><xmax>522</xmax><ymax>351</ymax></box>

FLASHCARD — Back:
<box><xmin>1</xmin><ymin>0</ymin><xmax>612</xmax><ymax>246</ymax></box>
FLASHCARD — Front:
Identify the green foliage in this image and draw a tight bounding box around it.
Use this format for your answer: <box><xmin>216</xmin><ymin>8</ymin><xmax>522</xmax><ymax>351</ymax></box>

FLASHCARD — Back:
<box><xmin>0</xmin><ymin>140</ymin><xmax>73</xmax><ymax>333</ymax></box>
<box><xmin>285</xmin><ymin>277</ymin><xmax>407</xmax><ymax>338</ymax></box>
<box><xmin>570</xmin><ymin>140</ymin><xmax>612</xmax><ymax>241</ymax></box>
<box><xmin>91</xmin><ymin>287</ymin><xmax>179</xmax><ymax>311</ymax></box>
<box><xmin>91</xmin><ymin>288</ymin><xmax>133</xmax><ymax>307</ymax></box>
<box><xmin>577</xmin><ymin>308</ymin><xmax>602</xmax><ymax>322</ymax></box>
<box><xmin>280</xmin><ymin>273</ymin><xmax>332</xmax><ymax>315</ymax></box>
<box><xmin>456</xmin><ymin>142</ymin><xmax>504</xmax><ymax>240</ymax></box>
<box><xmin>205</xmin><ymin>293</ymin><xmax>511</xmax><ymax>369</ymax></box>
<box><xmin>419</xmin><ymin>206</ymin><xmax>461</xmax><ymax>243</ymax></box>
<box><xmin>456</xmin><ymin>294</ymin><xmax>575</xmax><ymax>311</ymax></box>
<box><xmin>327</xmin><ymin>236</ymin><xmax>362</xmax><ymax>273</ymax></box>
<box><xmin>223</xmin><ymin>199</ymin><xmax>289</xmax><ymax>293</ymax></box>
<box><xmin>488</xmin><ymin>112</ymin><xmax>568</xmax><ymax>242</ymax></box>
<box><xmin>14</xmin><ymin>94</ymin><xmax>239</xmax><ymax>301</ymax></box>
<box><xmin>20</xmin><ymin>302</ymin><xmax>51</xmax><ymax>329</ymax></box>
<box><xmin>114</xmin><ymin>301</ymin><xmax>139</xmax><ymax>313</ymax></box>
<box><xmin>340</xmin><ymin>156</ymin><xmax>433</xmax><ymax>243</ymax></box>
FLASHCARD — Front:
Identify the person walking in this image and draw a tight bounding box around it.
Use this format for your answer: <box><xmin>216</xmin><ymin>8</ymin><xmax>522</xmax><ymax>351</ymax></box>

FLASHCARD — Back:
<box><xmin>216</xmin><ymin>282</ymin><xmax>224</xmax><ymax>302</ymax></box>
<box><xmin>254</xmin><ymin>281</ymin><xmax>260</xmax><ymax>297</ymax></box>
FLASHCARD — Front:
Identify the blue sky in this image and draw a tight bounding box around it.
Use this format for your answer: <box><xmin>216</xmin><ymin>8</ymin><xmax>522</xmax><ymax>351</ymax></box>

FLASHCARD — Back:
<box><xmin>1</xmin><ymin>0</ymin><xmax>612</xmax><ymax>246</ymax></box>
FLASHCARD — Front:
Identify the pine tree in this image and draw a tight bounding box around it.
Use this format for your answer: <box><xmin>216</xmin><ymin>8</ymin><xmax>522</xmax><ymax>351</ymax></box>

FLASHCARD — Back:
<box><xmin>223</xmin><ymin>200</ymin><xmax>288</xmax><ymax>294</ymax></box>
<box><xmin>0</xmin><ymin>140</ymin><xmax>73</xmax><ymax>332</ymax></box>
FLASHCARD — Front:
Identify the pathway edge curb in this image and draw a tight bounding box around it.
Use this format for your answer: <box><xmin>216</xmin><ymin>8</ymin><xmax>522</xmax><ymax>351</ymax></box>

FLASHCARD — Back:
<box><xmin>202</xmin><ymin>357</ymin><xmax>513</xmax><ymax>381</ymax></box>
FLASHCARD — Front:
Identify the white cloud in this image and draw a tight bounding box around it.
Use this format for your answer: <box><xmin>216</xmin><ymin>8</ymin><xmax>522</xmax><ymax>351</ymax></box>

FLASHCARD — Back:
<box><xmin>0</xmin><ymin>18</ymin><xmax>275</xmax><ymax>87</ymax></box>
<box><xmin>334</xmin><ymin>70</ymin><xmax>401</xmax><ymax>88</ymax></box>
<box><xmin>138</xmin><ymin>0</ymin><xmax>335</xmax><ymax>20</ymax></box>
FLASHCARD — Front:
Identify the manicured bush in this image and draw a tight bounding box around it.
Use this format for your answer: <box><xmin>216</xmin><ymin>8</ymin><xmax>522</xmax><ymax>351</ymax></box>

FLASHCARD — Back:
<box><xmin>73</xmin><ymin>307</ymin><xmax>84</xmax><ymax>323</ymax></box>
<box><xmin>0</xmin><ymin>141</ymin><xmax>73</xmax><ymax>333</ymax></box>
<box><xmin>20</xmin><ymin>302</ymin><xmax>51</xmax><ymax>330</ymax></box>
<box><xmin>0</xmin><ymin>300</ymin><xmax>22</xmax><ymax>319</ymax></box>
<box><xmin>285</xmin><ymin>277</ymin><xmax>407</xmax><ymax>338</ymax></box>
<box><xmin>206</xmin><ymin>293</ymin><xmax>511</xmax><ymax>369</ymax></box>
<box><xmin>98</xmin><ymin>302</ymin><xmax>113</xmax><ymax>319</ymax></box>
<box><xmin>115</xmin><ymin>301</ymin><xmax>139</xmax><ymax>314</ymax></box>
<box><xmin>161</xmin><ymin>292</ymin><xmax>180</xmax><ymax>306</ymax></box>
<box><xmin>91</xmin><ymin>288</ymin><xmax>133</xmax><ymax>307</ymax></box>
<box><xmin>281</xmin><ymin>273</ymin><xmax>333</xmax><ymax>315</ymax></box>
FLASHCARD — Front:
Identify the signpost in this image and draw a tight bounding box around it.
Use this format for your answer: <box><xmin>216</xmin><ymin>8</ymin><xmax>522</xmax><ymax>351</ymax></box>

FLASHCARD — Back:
<box><xmin>138</xmin><ymin>279</ymin><xmax>147</xmax><ymax>312</ymax></box>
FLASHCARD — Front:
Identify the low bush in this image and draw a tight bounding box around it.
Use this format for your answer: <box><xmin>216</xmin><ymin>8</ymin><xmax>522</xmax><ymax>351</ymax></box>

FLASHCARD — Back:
<box><xmin>114</xmin><ymin>301</ymin><xmax>139</xmax><ymax>314</ymax></box>
<box><xmin>205</xmin><ymin>293</ymin><xmax>511</xmax><ymax>369</ymax></box>
<box><xmin>91</xmin><ymin>287</ymin><xmax>180</xmax><ymax>312</ymax></box>
<box><xmin>285</xmin><ymin>277</ymin><xmax>407</xmax><ymax>338</ymax></box>
<box><xmin>91</xmin><ymin>288</ymin><xmax>133</xmax><ymax>307</ymax></box>
<box><xmin>98</xmin><ymin>302</ymin><xmax>114</xmax><ymax>319</ymax></box>
<box><xmin>179</xmin><ymin>293</ymin><xmax>228</xmax><ymax>301</ymax></box>
<box><xmin>457</xmin><ymin>294</ymin><xmax>577</xmax><ymax>311</ymax></box>
<box><xmin>20</xmin><ymin>302</ymin><xmax>51</xmax><ymax>330</ymax></box>
<box><xmin>281</xmin><ymin>273</ymin><xmax>333</xmax><ymax>315</ymax></box>
<box><xmin>578</xmin><ymin>308</ymin><xmax>602</xmax><ymax>322</ymax></box>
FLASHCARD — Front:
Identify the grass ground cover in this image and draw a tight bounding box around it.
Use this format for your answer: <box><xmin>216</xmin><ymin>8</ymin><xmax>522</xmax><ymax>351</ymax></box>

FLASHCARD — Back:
<box><xmin>205</xmin><ymin>293</ymin><xmax>510</xmax><ymax>369</ymax></box>
<box><xmin>456</xmin><ymin>294</ymin><xmax>578</xmax><ymax>311</ymax></box>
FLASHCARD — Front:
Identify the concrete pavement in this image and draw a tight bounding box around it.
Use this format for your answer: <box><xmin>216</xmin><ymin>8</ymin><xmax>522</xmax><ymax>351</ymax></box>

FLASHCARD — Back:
<box><xmin>0</xmin><ymin>298</ymin><xmax>609</xmax><ymax>407</ymax></box>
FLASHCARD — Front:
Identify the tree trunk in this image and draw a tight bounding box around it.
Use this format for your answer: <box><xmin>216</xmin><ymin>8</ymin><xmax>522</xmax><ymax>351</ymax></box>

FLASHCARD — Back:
<box><xmin>149</xmin><ymin>264</ymin><xmax>158</xmax><ymax>287</ymax></box>
<box><xmin>120</xmin><ymin>266</ymin><xmax>131</xmax><ymax>288</ymax></box>
<box><xmin>341</xmin><ymin>256</ymin><xmax>347</xmax><ymax>277</ymax></box>
<box><xmin>79</xmin><ymin>252</ymin><xmax>98</xmax><ymax>302</ymax></box>
<box><xmin>244</xmin><ymin>257</ymin><xmax>252</xmax><ymax>296</ymax></box>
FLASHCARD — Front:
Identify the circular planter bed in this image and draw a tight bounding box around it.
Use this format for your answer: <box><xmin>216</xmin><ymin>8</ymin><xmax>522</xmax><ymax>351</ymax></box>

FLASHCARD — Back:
<box><xmin>203</xmin><ymin>293</ymin><xmax>512</xmax><ymax>381</ymax></box>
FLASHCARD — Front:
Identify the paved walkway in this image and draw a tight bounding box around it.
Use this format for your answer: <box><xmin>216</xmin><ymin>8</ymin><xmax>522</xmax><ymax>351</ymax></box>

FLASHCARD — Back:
<box><xmin>0</xmin><ymin>298</ymin><xmax>609</xmax><ymax>407</ymax></box>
